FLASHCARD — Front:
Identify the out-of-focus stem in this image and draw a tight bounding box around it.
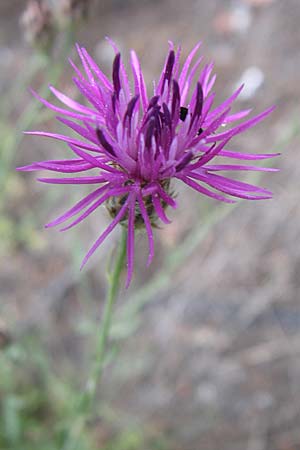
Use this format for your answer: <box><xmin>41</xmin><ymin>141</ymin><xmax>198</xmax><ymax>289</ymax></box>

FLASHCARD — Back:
<box><xmin>62</xmin><ymin>228</ymin><xmax>127</xmax><ymax>450</ymax></box>
<box><xmin>85</xmin><ymin>227</ymin><xmax>127</xmax><ymax>403</ymax></box>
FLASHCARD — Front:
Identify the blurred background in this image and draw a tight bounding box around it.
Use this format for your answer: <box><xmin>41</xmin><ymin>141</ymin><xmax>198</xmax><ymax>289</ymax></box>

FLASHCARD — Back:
<box><xmin>1</xmin><ymin>0</ymin><xmax>300</xmax><ymax>449</ymax></box>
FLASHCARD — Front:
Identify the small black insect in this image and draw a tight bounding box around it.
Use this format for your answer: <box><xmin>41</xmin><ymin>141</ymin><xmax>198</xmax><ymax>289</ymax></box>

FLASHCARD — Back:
<box><xmin>179</xmin><ymin>106</ymin><xmax>188</xmax><ymax>121</ymax></box>
<box><xmin>179</xmin><ymin>106</ymin><xmax>203</xmax><ymax>136</ymax></box>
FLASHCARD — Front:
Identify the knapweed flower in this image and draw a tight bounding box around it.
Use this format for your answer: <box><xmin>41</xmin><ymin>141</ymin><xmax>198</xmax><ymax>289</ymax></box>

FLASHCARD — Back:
<box><xmin>19</xmin><ymin>41</ymin><xmax>278</xmax><ymax>286</ymax></box>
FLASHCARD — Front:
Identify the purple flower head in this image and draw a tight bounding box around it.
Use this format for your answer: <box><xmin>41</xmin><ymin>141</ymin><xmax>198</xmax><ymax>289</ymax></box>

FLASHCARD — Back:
<box><xmin>19</xmin><ymin>40</ymin><xmax>279</xmax><ymax>286</ymax></box>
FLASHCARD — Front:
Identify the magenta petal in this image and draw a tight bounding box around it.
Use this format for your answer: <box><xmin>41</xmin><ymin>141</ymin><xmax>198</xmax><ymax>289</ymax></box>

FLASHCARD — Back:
<box><xmin>72</xmin><ymin>77</ymin><xmax>105</xmax><ymax>112</ymax></box>
<box><xmin>188</xmin><ymin>171</ymin><xmax>272</xmax><ymax>195</ymax></box>
<box><xmin>80</xmin><ymin>47</ymin><xmax>112</xmax><ymax>91</ymax></box>
<box><xmin>130</xmin><ymin>50</ymin><xmax>148</xmax><ymax>110</ymax></box>
<box><xmin>29</xmin><ymin>88</ymin><xmax>97</xmax><ymax>122</ymax></box>
<box><xmin>178</xmin><ymin>41</ymin><xmax>202</xmax><ymax>90</ymax></box>
<box><xmin>31</xmin><ymin>161</ymin><xmax>92</xmax><ymax>173</ymax></box>
<box><xmin>152</xmin><ymin>193</ymin><xmax>171</xmax><ymax>224</ymax></box>
<box><xmin>137</xmin><ymin>191</ymin><xmax>154</xmax><ymax>266</ymax></box>
<box><xmin>37</xmin><ymin>176</ymin><xmax>107</xmax><ymax>184</ymax></box>
<box><xmin>205</xmin><ymin>84</ymin><xmax>244</xmax><ymax>122</ymax></box>
<box><xmin>69</xmin><ymin>145</ymin><xmax>121</xmax><ymax>174</ymax></box>
<box><xmin>60</xmin><ymin>193</ymin><xmax>110</xmax><ymax>231</ymax></box>
<box><xmin>49</xmin><ymin>85</ymin><xmax>96</xmax><ymax>116</ymax></box>
<box><xmin>192</xmin><ymin>108</ymin><xmax>231</xmax><ymax>145</ymax></box>
<box><xmin>156</xmin><ymin>184</ymin><xmax>178</xmax><ymax>208</ymax></box>
<box><xmin>205</xmin><ymin>106</ymin><xmax>276</xmax><ymax>143</ymax></box>
<box><xmin>56</xmin><ymin>116</ymin><xmax>98</xmax><ymax>144</ymax></box>
<box><xmin>219</xmin><ymin>150</ymin><xmax>280</xmax><ymax>161</ymax></box>
<box><xmin>45</xmin><ymin>185</ymin><xmax>109</xmax><ymax>228</ymax></box>
<box><xmin>126</xmin><ymin>193</ymin><xmax>136</xmax><ymax>288</ymax></box>
<box><xmin>80</xmin><ymin>194</ymin><xmax>130</xmax><ymax>270</ymax></box>
<box><xmin>178</xmin><ymin>174</ymin><xmax>236</xmax><ymax>203</ymax></box>
<box><xmin>61</xmin><ymin>186</ymin><xmax>130</xmax><ymax>231</ymax></box>
<box><xmin>24</xmin><ymin>131</ymin><xmax>101</xmax><ymax>152</ymax></box>
<box><xmin>17</xmin><ymin>163</ymin><xmax>44</xmax><ymax>172</ymax></box>
<box><xmin>224</xmin><ymin>109</ymin><xmax>252</xmax><ymax>123</ymax></box>
<box><xmin>106</xmin><ymin>37</ymin><xmax>131</xmax><ymax>101</ymax></box>
<box><xmin>200</xmin><ymin>176</ymin><xmax>273</xmax><ymax>200</ymax></box>
<box><xmin>190</xmin><ymin>137</ymin><xmax>231</xmax><ymax>169</ymax></box>
<box><xmin>18</xmin><ymin>157</ymin><xmax>101</xmax><ymax>174</ymax></box>
<box><xmin>76</xmin><ymin>43</ymin><xmax>95</xmax><ymax>84</ymax></box>
<box><xmin>204</xmin><ymin>164</ymin><xmax>278</xmax><ymax>172</ymax></box>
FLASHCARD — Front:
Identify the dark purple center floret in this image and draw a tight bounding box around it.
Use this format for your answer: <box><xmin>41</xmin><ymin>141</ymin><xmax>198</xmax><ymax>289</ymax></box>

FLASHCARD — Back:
<box><xmin>112</xmin><ymin>52</ymin><xmax>121</xmax><ymax>99</ymax></box>
<box><xmin>96</xmin><ymin>128</ymin><xmax>116</xmax><ymax>157</ymax></box>
<box><xmin>161</xmin><ymin>50</ymin><xmax>175</xmax><ymax>94</ymax></box>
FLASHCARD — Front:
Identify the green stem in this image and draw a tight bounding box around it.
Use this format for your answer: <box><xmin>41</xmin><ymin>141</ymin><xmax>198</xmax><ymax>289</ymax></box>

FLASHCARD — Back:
<box><xmin>62</xmin><ymin>228</ymin><xmax>127</xmax><ymax>450</ymax></box>
<box><xmin>86</xmin><ymin>227</ymin><xmax>127</xmax><ymax>402</ymax></box>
